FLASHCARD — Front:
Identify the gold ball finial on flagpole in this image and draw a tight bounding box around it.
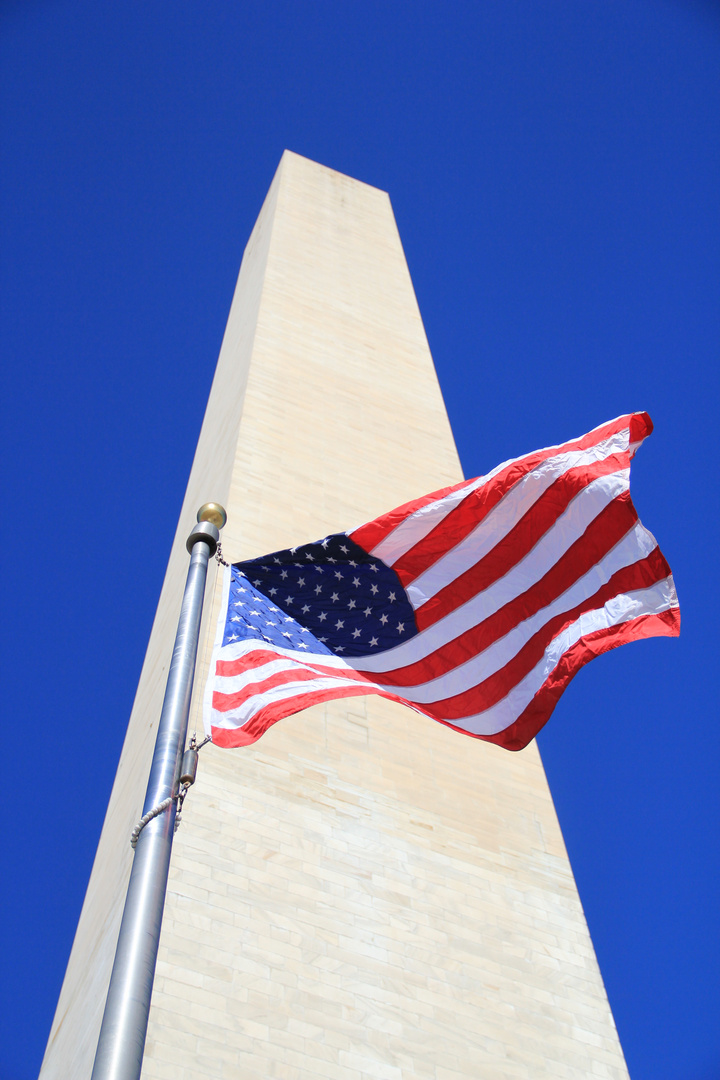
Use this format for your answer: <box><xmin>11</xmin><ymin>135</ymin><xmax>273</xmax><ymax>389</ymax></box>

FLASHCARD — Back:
<box><xmin>197</xmin><ymin>503</ymin><xmax>227</xmax><ymax>529</ymax></box>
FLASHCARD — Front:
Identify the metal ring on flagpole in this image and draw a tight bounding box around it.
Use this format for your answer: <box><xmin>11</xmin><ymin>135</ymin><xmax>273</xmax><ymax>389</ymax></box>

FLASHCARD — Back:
<box><xmin>186</xmin><ymin>520</ymin><xmax>219</xmax><ymax>555</ymax></box>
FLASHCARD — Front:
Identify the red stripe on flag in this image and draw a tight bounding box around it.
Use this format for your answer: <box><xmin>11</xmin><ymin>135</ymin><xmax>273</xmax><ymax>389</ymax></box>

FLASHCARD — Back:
<box><xmin>212</xmin><ymin>661</ymin><xmax>372</xmax><ymax>713</ymax></box>
<box><xmin>216</xmin><ymin>649</ymin><xmax>344</xmax><ymax>677</ymax></box>
<box><xmin>395</xmin><ymin>454</ymin><xmax>626</xmax><ymax>590</ymax></box>
<box><xmin>413</xmin><ymin>459</ymin><xmax>634</xmax><ymax>628</ymax></box>
<box><xmin>210</xmin><ymin>682</ymin><xmax>408</xmax><ymax>749</ymax></box>
<box><xmin>350</xmin><ymin>478</ymin><xmax>472</xmax><ymax>555</ymax></box>
<box><xmin>419</xmin><ymin>559</ymin><xmax>674</xmax><ymax>719</ymax></box>
<box><xmin>478</xmin><ymin>607</ymin><xmax>679</xmax><ymax>751</ymax></box>
<box><xmin>364</xmin><ymin>495</ymin><xmax>642</xmax><ymax>687</ymax></box>
<box><xmin>216</xmin><ymin>650</ymin><xmax>373</xmax><ymax>684</ymax></box>
<box><xmin>350</xmin><ymin>413</ymin><xmax>651</xmax><ymax>558</ymax></box>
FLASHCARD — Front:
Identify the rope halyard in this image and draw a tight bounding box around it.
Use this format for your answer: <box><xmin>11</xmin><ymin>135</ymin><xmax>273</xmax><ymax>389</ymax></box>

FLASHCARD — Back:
<box><xmin>130</xmin><ymin>797</ymin><xmax>176</xmax><ymax>849</ymax></box>
<box><xmin>130</xmin><ymin>734</ymin><xmax>213</xmax><ymax>846</ymax></box>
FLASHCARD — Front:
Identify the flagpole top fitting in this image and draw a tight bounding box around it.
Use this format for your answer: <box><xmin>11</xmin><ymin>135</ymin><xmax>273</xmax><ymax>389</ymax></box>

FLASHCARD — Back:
<box><xmin>187</xmin><ymin>503</ymin><xmax>226</xmax><ymax>555</ymax></box>
<box><xmin>186</xmin><ymin>520</ymin><xmax>219</xmax><ymax>556</ymax></box>
<box><xmin>197</xmin><ymin>503</ymin><xmax>227</xmax><ymax>530</ymax></box>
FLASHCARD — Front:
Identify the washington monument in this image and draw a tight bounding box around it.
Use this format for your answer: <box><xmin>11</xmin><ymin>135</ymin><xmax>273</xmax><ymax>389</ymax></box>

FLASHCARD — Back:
<box><xmin>40</xmin><ymin>152</ymin><xmax>630</xmax><ymax>1079</ymax></box>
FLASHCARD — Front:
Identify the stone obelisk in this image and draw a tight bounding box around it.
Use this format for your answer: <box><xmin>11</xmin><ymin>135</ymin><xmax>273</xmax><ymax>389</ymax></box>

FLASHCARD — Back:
<box><xmin>41</xmin><ymin>151</ymin><xmax>630</xmax><ymax>1079</ymax></box>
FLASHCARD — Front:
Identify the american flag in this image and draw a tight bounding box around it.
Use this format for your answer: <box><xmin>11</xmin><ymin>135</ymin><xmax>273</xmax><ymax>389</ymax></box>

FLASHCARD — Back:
<box><xmin>204</xmin><ymin>413</ymin><xmax>679</xmax><ymax>751</ymax></box>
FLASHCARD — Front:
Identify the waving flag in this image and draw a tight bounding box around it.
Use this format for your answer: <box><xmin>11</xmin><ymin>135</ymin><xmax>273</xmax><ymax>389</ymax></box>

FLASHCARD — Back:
<box><xmin>204</xmin><ymin>413</ymin><xmax>679</xmax><ymax>751</ymax></box>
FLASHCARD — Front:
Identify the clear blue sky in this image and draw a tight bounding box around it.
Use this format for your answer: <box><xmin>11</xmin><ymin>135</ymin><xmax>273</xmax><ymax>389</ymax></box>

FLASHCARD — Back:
<box><xmin>2</xmin><ymin>3</ymin><xmax>718</xmax><ymax>1078</ymax></box>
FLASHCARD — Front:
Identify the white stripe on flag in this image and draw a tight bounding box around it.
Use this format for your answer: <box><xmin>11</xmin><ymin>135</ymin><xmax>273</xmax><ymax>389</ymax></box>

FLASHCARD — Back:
<box><xmin>358</xmin><ymin>471</ymin><xmax>632</xmax><ymax>673</ymax></box>
<box><xmin>374</xmin><ymin>523</ymin><xmax>660</xmax><ymax>702</ymax></box>
<box><xmin>212</xmin><ymin>654</ymin><xmax>358</xmax><ymax>698</ymax></box>
<box><xmin>449</xmin><ymin>577</ymin><xmax>679</xmax><ymax>735</ymax></box>
<box><xmin>210</xmin><ymin>671</ymin><xmax>372</xmax><ymax>730</ymax></box>
<box><xmin>372</xmin><ymin>424</ymin><xmax>632</xmax><ymax>569</ymax></box>
<box><xmin>407</xmin><ymin>443</ymin><xmax>631</xmax><ymax>607</ymax></box>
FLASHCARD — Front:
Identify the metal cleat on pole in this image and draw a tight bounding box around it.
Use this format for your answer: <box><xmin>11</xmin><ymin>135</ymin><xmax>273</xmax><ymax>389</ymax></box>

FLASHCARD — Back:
<box><xmin>91</xmin><ymin>504</ymin><xmax>227</xmax><ymax>1080</ymax></box>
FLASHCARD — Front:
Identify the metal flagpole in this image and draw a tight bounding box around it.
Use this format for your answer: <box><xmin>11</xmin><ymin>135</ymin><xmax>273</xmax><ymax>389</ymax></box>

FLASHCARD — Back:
<box><xmin>91</xmin><ymin>503</ymin><xmax>227</xmax><ymax>1080</ymax></box>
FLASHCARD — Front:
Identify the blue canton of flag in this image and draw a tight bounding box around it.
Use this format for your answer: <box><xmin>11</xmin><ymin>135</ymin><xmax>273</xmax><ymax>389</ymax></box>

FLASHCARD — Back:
<box><xmin>223</xmin><ymin>575</ymin><xmax>331</xmax><ymax>655</ymax></box>
<box><xmin>230</xmin><ymin>533</ymin><xmax>418</xmax><ymax>657</ymax></box>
